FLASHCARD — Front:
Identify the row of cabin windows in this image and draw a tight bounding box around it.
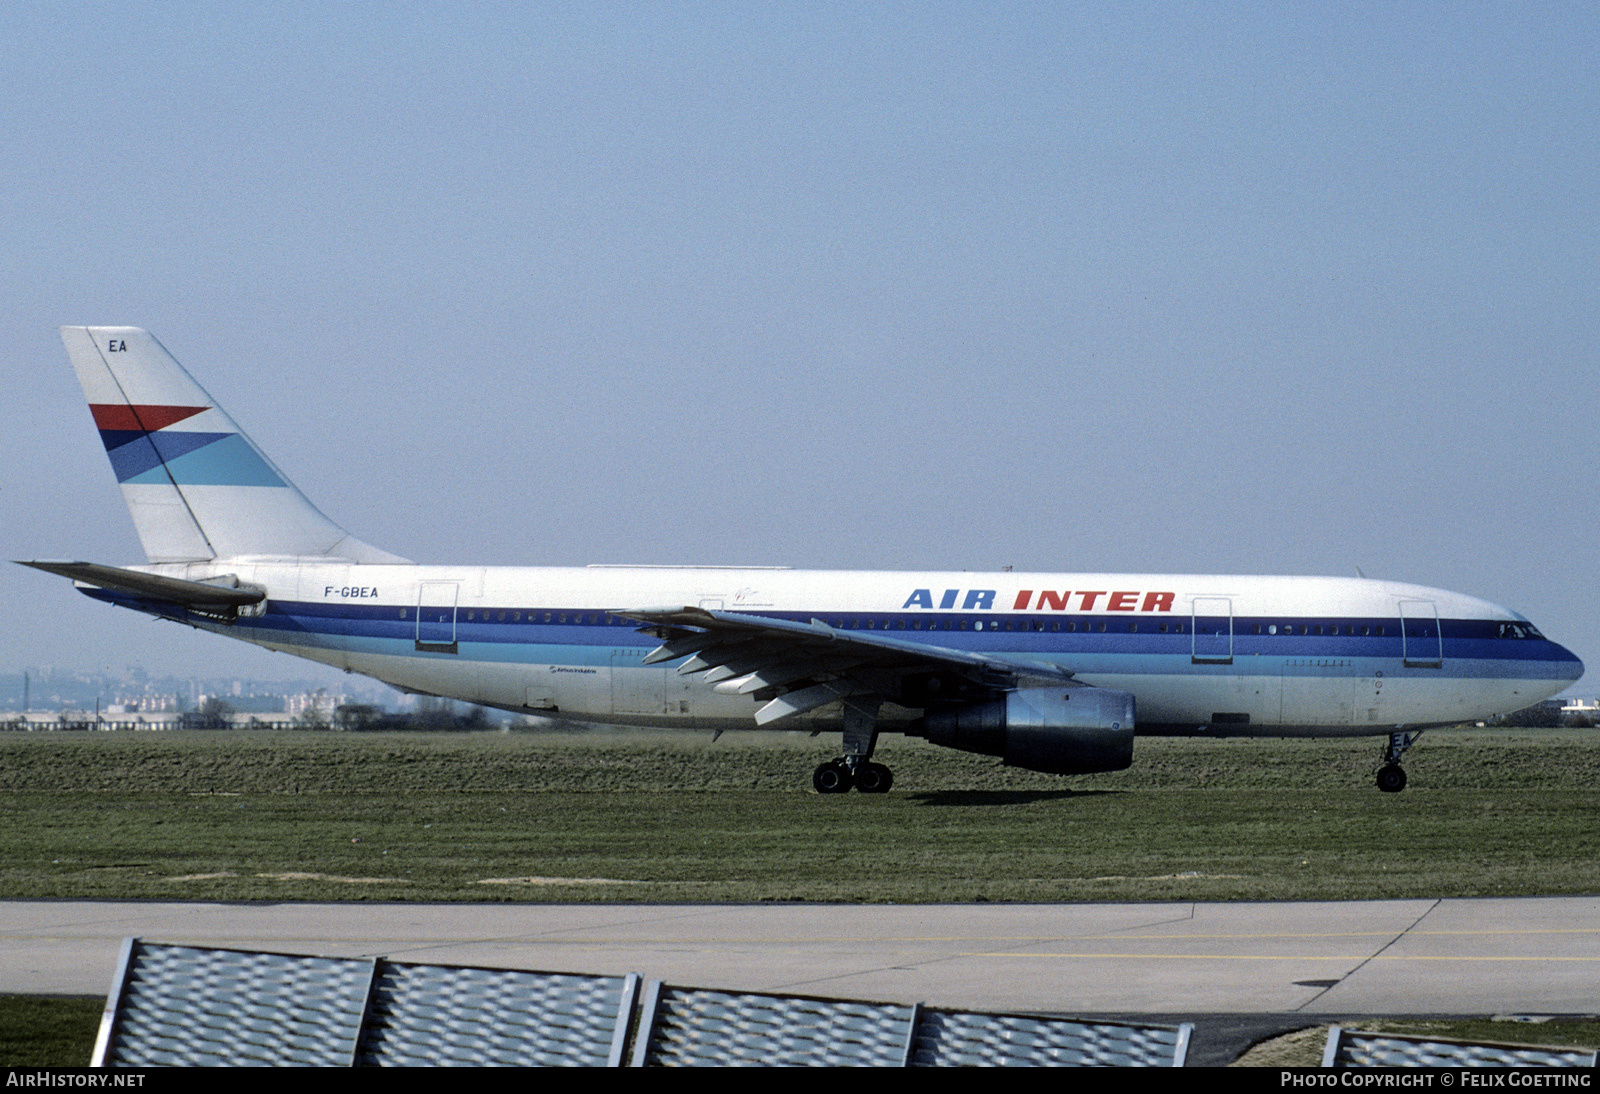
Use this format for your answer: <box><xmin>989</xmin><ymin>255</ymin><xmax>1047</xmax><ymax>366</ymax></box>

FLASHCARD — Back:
<box><xmin>403</xmin><ymin>609</ymin><xmax>630</xmax><ymax>624</ymax></box>
<box><xmin>398</xmin><ymin>609</ymin><xmax>1406</xmax><ymax>639</ymax></box>
<box><xmin>1254</xmin><ymin>623</ymin><xmax>1387</xmax><ymax>636</ymax></box>
<box><xmin>400</xmin><ymin>610</ymin><xmax>1155</xmax><ymax>632</ymax></box>
<box><xmin>838</xmin><ymin>618</ymin><xmax>1141</xmax><ymax>633</ymax></box>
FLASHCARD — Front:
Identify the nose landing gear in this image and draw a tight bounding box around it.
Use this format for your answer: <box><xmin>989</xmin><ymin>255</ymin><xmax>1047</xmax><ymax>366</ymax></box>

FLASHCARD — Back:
<box><xmin>1375</xmin><ymin>764</ymin><xmax>1408</xmax><ymax>793</ymax></box>
<box><xmin>1375</xmin><ymin>729</ymin><xmax>1424</xmax><ymax>793</ymax></box>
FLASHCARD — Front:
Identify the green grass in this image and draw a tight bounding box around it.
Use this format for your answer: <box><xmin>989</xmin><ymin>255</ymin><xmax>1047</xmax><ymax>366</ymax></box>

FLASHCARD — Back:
<box><xmin>1361</xmin><ymin>1018</ymin><xmax>1600</xmax><ymax>1051</ymax></box>
<box><xmin>2</xmin><ymin>727</ymin><xmax>1598</xmax><ymax>903</ymax></box>
<box><xmin>1234</xmin><ymin>1018</ymin><xmax>1600</xmax><ymax>1067</ymax></box>
<box><xmin>0</xmin><ymin>995</ymin><xmax>101</xmax><ymax>1067</ymax></box>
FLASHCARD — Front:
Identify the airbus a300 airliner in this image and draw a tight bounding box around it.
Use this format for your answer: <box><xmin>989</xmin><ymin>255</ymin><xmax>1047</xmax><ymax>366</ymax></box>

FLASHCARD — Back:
<box><xmin>22</xmin><ymin>328</ymin><xmax>1583</xmax><ymax>793</ymax></box>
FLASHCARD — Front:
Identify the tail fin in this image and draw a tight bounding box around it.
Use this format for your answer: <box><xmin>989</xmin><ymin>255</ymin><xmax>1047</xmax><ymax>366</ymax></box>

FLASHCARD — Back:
<box><xmin>61</xmin><ymin>327</ymin><xmax>409</xmax><ymax>564</ymax></box>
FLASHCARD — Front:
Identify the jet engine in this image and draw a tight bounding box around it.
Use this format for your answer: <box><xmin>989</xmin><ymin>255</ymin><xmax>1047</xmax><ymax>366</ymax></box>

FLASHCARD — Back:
<box><xmin>912</xmin><ymin>687</ymin><xmax>1135</xmax><ymax>774</ymax></box>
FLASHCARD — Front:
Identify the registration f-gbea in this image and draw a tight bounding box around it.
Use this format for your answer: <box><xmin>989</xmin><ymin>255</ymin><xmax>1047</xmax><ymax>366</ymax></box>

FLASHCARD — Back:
<box><xmin>22</xmin><ymin>328</ymin><xmax>1583</xmax><ymax>793</ymax></box>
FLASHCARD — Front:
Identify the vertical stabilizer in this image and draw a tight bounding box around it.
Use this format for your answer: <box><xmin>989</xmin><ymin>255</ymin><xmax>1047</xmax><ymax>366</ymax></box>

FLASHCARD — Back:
<box><xmin>61</xmin><ymin>327</ymin><xmax>409</xmax><ymax>563</ymax></box>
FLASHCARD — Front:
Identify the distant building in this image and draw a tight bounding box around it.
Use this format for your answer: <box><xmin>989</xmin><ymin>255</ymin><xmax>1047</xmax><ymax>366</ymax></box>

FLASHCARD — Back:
<box><xmin>285</xmin><ymin>690</ymin><xmax>347</xmax><ymax>718</ymax></box>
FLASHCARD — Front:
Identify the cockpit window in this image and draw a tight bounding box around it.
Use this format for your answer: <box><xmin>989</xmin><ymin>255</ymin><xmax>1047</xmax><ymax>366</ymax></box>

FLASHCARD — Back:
<box><xmin>1499</xmin><ymin>622</ymin><xmax>1543</xmax><ymax>640</ymax></box>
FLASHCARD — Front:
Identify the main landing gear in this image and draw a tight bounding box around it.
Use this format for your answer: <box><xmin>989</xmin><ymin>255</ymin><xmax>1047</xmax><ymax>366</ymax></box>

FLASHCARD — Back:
<box><xmin>812</xmin><ymin>758</ymin><xmax>893</xmax><ymax>794</ymax></box>
<box><xmin>812</xmin><ymin>695</ymin><xmax>894</xmax><ymax>794</ymax></box>
<box><xmin>1375</xmin><ymin>729</ymin><xmax>1424</xmax><ymax>793</ymax></box>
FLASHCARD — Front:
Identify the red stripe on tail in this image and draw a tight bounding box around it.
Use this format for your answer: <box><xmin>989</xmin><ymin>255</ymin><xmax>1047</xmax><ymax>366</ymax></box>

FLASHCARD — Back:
<box><xmin>90</xmin><ymin>404</ymin><xmax>209</xmax><ymax>431</ymax></box>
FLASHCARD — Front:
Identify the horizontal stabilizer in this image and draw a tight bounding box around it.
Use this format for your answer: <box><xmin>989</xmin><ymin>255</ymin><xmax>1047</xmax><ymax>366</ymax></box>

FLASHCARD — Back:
<box><xmin>16</xmin><ymin>560</ymin><xmax>265</xmax><ymax>607</ymax></box>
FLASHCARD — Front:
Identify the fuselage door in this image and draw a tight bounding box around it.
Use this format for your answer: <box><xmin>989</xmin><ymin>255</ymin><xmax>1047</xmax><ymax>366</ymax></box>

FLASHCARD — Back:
<box><xmin>1399</xmin><ymin>598</ymin><xmax>1443</xmax><ymax>668</ymax></box>
<box><xmin>416</xmin><ymin>581</ymin><xmax>459</xmax><ymax>654</ymax></box>
<box><xmin>1191</xmin><ymin>596</ymin><xmax>1233</xmax><ymax>664</ymax></box>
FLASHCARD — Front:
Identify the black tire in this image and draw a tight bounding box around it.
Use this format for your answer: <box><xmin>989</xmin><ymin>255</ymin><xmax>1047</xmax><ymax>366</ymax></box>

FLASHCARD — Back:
<box><xmin>1376</xmin><ymin>764</ymin><xmax>1408</xmax><ymax>793</ymax></box>
<box><xmin>855</xmin><ymin>762</ymin><xmax>893</xmax><ymax>794</ymax></box>
<box><xmin>813</xmin><ymin>761</ymin><xmax>853</xmax><ymax>794</ymax></box>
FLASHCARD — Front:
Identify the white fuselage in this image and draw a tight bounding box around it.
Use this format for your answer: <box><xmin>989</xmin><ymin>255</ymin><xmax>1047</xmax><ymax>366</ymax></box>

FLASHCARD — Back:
<box><xmin>105</xmin><ymin>561</ymin><xmax>1582</xmax><ymax>737</ymax></box>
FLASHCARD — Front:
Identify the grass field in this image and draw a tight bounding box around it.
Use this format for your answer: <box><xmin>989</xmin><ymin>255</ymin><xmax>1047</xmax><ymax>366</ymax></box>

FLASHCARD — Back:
<box><xmin>2</xmin><ymin>726</ymin><xmax>1597</xmax><ymax>904</ymax></box>
<box><xmin>0</xmin><ymin>995</ymin><xmax>101</xmax><ymax>1068</ymax></box>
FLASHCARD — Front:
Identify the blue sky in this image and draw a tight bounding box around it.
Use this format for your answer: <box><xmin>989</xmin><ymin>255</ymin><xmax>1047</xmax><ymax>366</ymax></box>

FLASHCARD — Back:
<box><xmin>3</xmin><ymin>3</ymin><xmax>1596</xmax><ymax>690</ymax></box>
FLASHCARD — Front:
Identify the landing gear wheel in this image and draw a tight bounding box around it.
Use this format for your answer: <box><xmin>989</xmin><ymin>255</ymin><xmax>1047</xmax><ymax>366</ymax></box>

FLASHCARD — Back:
<box><xmin>1376</xmin><ymin>764</ymin><xmax>1408</xmax><ymax>793</ymax></box>
<box><xmin>1375</xmin><ymin>731</ymin><xmax>1422</xmax><ymax>794</ymax></box>
<box><xmin>813</xmin><ymin>760</ymin><xmax>854</xmax><ymax>794</ymax></box>
<box><xmin>854</xmin><ymin>762</ymin><xmax>894</xmax><ymax>794</ymax></box>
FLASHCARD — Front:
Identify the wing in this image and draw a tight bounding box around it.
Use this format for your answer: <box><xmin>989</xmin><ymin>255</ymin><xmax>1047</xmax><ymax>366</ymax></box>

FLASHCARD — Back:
<box><xmin>619</xmin><ymin>605</ymin><xmax>1078</xmax><ymax>725</ymax></box>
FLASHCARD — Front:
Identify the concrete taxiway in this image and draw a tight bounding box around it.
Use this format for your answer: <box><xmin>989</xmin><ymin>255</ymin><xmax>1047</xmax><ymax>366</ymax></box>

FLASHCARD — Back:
<box><xmin>4</xmin><ymin>897</ymin><xmax>1598</xmax><ymax>1016</ymax></box>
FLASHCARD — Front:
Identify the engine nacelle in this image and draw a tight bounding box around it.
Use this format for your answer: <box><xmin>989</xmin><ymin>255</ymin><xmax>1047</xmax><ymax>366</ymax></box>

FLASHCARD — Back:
<box><xmin>914</xmin><ymin>687</ymin><xmax>1135</xmax><ymax>774</ymax></box>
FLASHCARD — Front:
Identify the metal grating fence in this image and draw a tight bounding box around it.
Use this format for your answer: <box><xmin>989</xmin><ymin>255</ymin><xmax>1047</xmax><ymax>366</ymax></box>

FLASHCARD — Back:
<box><xmin>1322</xmin><ymin>1026</ymin><xmax>1599</xmax><ymax>1069</ymax></box>
<box><xmin>93</xmin><ymin>940</ymin><xmax>636</xmax><ymax>1068</ymax></box>
<box><xmin>93</xmin><ymin>939</ymin><xmax>1194</xmax><ymax>1067</ymax></box>
<box><xmin>627</xmin><ymin>982</ymin><xmax>1192</xmax><ymax>1067</ymax></box>
<box><xmin>630</xmin><ymin>983</ymin><xmax>917</xmax><ymax>1067</ymax></box>
<box><xmin>94</xmin><ymin>940</ymin><xmax>374</xmax><ymax>1067</ymax></box>
<box><xmin>909</xmin><ymin>1008</ymin><xmax>1191</xmax><ymax>1067</ymax></box>
<box><xmin>356</xmin><ymin>961</ymin><xmax>638</xmax><ymax>1066</ymax></box>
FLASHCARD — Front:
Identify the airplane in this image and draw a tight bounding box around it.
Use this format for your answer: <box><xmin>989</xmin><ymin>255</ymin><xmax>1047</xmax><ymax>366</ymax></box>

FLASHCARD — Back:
<box><xmin>20</xmin><ymin>327</ymin><xmax>1584</xmax><ymax>794</ymax></box>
